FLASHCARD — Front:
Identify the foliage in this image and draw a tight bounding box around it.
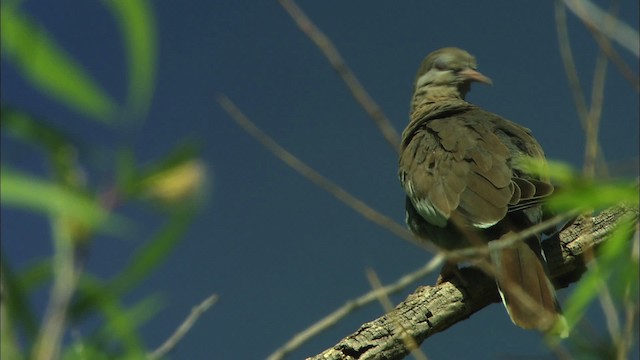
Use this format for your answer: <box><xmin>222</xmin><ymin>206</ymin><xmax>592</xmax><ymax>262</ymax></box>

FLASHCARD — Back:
<box><xmin>1</xmin><ymin>1</ymin><xmax>207</xmax><ymax>359</ymax></box>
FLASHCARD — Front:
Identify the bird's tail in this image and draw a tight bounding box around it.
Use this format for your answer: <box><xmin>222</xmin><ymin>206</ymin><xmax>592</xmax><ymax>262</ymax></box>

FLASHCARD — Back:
<box><xmin>489</xmin><ymin>235</ymin><xmax>569</xmax><ymax>338</ymax></box>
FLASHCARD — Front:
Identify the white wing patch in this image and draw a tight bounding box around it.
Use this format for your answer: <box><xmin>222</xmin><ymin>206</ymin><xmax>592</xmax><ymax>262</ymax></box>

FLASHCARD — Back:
<box><xmin>413</xmin><ymin>198</ymin><xmax>448</xmax><ymax>228</ymax></box>
<box><xmin>472</xmin><ymin>220</ymin><xmax>499</xmax><ymax>229</ymax></box>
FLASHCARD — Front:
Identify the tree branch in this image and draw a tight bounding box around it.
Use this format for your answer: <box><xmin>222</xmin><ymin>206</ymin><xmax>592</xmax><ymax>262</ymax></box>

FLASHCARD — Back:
<box><xmin>308</xmin><ymin>205</ymin><xmax>638</xmax><ymax>360</ymax></box>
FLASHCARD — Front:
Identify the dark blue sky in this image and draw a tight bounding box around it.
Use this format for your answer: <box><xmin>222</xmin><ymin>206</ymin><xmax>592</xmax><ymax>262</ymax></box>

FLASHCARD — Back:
<box><xmin>2</xmin><ymin>1</ymin><xmax>638</xmax><ymax>359</ymax></box>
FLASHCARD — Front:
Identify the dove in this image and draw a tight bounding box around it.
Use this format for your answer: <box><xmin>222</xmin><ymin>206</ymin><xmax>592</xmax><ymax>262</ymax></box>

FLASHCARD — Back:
<box><xmin>399</xmin><ymin>47</ymin><xmax>567</xmax><ymax>335</ymax></box>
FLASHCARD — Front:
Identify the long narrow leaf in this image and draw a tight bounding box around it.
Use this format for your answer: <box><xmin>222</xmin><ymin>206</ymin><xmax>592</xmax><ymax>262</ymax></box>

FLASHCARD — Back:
<box><xmin>563</xmin><ymin>218</ymin><xmax>637</xmax><ymax>328</ymax></box>
<box><xmin>1</xmin><ymin>107</ymin><xmax>78</xmax><ymax>154</ymax></box>
<box><xmin>1</xmin><ymin>168</ymin><xmax>115</xmax><ymax>231</ymax></box>
<box><xmin>70</xmin><ymin>207</ymin><xmax>196</xmax><ymax>319</ymax></box>
<box><xmin>69</xmin><ymin>275</ymin><xmax>152</xmax><ymax>359</ymax></box>
<box><xmin>0</xmin><ymin>256</ymin><xmax>41</xmax><ymax>340</ymax></box>
<box><xmin>104</xmin><ymin>0</ymin><xmax>157</xmax><ymax>120</ymax></box>
<box><xmin>112</xmin><ymin>207</ymin><xmax>196</xmax><ymax>295</ymax></box>
<box><xmin>1</xmin><ymin>4</ymin><xmax>117</xmax><ymax>122</ymax></box>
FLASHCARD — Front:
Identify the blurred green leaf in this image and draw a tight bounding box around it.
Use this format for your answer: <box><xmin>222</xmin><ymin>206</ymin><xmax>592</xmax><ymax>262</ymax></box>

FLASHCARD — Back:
<box><xmin>544</xmin><ymin>159</ymin><xmax>579</xmax><ymax>184</ymax></box>
<box><xmin>104</xmin><ymin>0</ymin><xmax>157</xmax><ymax>120</ymax></box>
<box><xmin>17</xmin><ymin>260</ymin><xmax>53</xmax><ymax>296</ymax></box>
<box><xmin>113</xmin><ymin>206</ymin><xmax>196</xmax><ymax>294</ymax></box>
<box><xmin>62</xmin><ymin>344</ymin><xmax>110</xmax><ymax>360</ymax></box>
<box><xmin>518</xmin><ymin>158</ymin><xmax>576</xmax><ymax>184</ymax></box>
<box><xmin>0</xmin><ymin>257</ymin><xmax>41</xmax><ymax>340</ymax></box>
<box><xmin>563</xmin><ymin>217</ymin><xmax>637</xmax><ymax>329</ymax></box>
<box><xmin>0</xmin><ymin>298</ymin><xmax>24</xmax><ymax>360</ymax></box>
<box><xmin>128</xmin><ymin>142</ymin><xmax>201</xmax><ymax>198</ymax></box>
<box><xmin>548</xmin><ymin>180</ymin><xmax>638</xmax><ymax>213</ymax></box>
<box><xmin>70</xmin><ymin>207</ymin><xmax>195</xmax><ymax>319</ymax></box>
<box><xmin>0</xmin><ymin>168</ymin><xmax>121</xmax><ymax>232</ymax></box>
<box><xmin>1</xmin><ymin>4</ymin><xmax>117</xmax><ymax>122</ymax></box>
<box><xmin>69</xmin><ymin>275</ymin><xmax>153</xmax><ymax>359</ymax></box>
<box><xmin>138</xmin><ymin>142</ymin><xmax>201</xmax><ymax>182</ymax></box>
<box><xmin>1</xmin><ymin>258</ymin><xmax>30</xmax><ymax>360</ymax></box>
<box><xmin>0</xmin><ymin>107</ymin><xmax>89</xmax><ymax>186</ymax></box>
<box><xmin>1</xmin><ymin>107</ymin><xmax>77</xmax><ymax>154</ymax></box>
<box><xmin>115</xmin><ymin>147</ymin><xmax>137</xmax><ymax>197</ymax></box>
<box><xmin>94</xmin><ymin>294</ymin><xmax>163</xmax><ymax>347</ymax></box>
<box><xmin>520</xmin><ymin>158</ymin><xmax>640</xmax><ymax>212</ymax></box>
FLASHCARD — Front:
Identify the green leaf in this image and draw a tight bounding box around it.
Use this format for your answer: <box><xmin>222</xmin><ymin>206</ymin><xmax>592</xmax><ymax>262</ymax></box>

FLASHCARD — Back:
<box><xmin>563</xmin><ymin>218</ymin><xmax>638</xmax><ymax>329</ymax></box>
<box><xmin>68</xmin><ymin>275</ymin><xmax>153</xmax><ymax>359</ymax></box>
<box><xmin>126</xmin><ymin>141</ymin><xmax>204</xmax><ymax>204</ymax></box>
<box><xmin>93</xmin><ymin>294</ymin><xmax>163</xmax><ymax>346</ymax></box>
<box><xmin>104</xmin><ymin>0</ymin><xmax>157</xmax><ymax>120</ymax></box>
<box><xmin>0</xmin><ymin>168</ymin><xmax>119</xmax><ymax>232</ymax></box>
<box><xmin>0</xmin><ymin>300</ymin><xmax>24</xmax><ymax>360</ymax></box>
<box><xmin>0</xmin><ymin>108</ymin><xmax>89</xmax><ymax>184</ymax></box>
<box><xmin>548</xmin><ymin>180</ymin><xmax>638</xmax><ymax>213</ymax></box>
<box><xmin>0</xmin><ymin>256</ymin><xmax>42</xmax><ymax>341</ymax></box>
<box><xmin>62</xmin><ymin>344</ymin><xmax>110</xmax><ymax>360</ymax></box>
<box><xmin>70</xmin><ymin>207</ymin><xmax>195</xmax><ymax>318</ymax></box>
<box><xmin>112</xmin><ymin>206</ymin><xmax>196</xmax><ymax>295</ymax></box>
<box><xmin>1</xmin><ymin>107</ymin><xmax>78</xmax><ymax>154</ymax></box>
<box><xmin>1</xmin><ymin>4</ymin><xmax>117</xmax><ymax>122</ymax></box>
<box><xmin>138</xmin><ymin>142</ymin><xmax>201</xmax><ymax>182</ymax></box>
<box><xmin>115</xmin><ymin>147</ymin><xmax>137</xmax><ymax>197</ymax></box>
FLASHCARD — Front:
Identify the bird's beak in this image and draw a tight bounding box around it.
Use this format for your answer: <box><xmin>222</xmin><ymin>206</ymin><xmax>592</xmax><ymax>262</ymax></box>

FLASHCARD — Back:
<box><xmin>459</xmin><ymin>68</ymin><xmax>493</xmax><ymax>85</ymax></box>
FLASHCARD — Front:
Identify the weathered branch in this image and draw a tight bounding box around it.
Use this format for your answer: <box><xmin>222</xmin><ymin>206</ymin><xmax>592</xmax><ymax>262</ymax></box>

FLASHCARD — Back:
<box><xmin>308</xmin><ymin>205</ymin><xmax>639</xmax><ymax>360</ymax></box>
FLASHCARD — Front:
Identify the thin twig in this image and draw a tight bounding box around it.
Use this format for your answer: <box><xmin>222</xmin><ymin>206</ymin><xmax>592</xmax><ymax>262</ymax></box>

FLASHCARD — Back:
<box><xmin>582</xmin><ymin>47</ymin><xmax>606</xmax><ymax>178</ymax></box>
<box><xmin>147</xmin><ymin>294</ymin><xmax>219</xmax><ymax>360</ymax></box>
<box><xmin>266</xmin><ymin>255</ymin><xmax>445</xmax><ymax>360</ymax></box>
<box><xmin>583</xmin><ymin>21</ymin><xmax>639</xmax><ymax>92</ymax></box>
<box><xmin>555</xmin><ymin>0</ymin><xmax>589</xmax><ymax>126</ymax></box>
<box><xmin>555</xmin><ymin>0</ymin><xmax>609</xmax><ymax>177</ymax></box>
<box><xmin>217</xmin><ymin>94</ymin><xmax>423</xmax><ymax>249</ymax></box>
<box><xmin>583</xmin><ymin>0</ymin><xmax>616</xmax><ymax>179</ymax></box>
<box><xmin>277</xmin><ymin>0</ymin><xmax>401</xmax><ymax>153</ymax></box>
<box><xmin>445</xmin><ymin>211</ymin><xmax>578</xmax><ymax>261</ymax></box>
<box><xmin>562</xmin><ymin>0</ymin><xmax>639</xmax><ymax>57</ymax></box>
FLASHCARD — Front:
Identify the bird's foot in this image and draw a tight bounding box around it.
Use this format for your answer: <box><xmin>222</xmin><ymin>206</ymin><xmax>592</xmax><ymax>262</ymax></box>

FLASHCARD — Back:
<box><xmin>436</xmin><ymin>262</ymin><xmax>465</xmax><ymax>286</ymax></box>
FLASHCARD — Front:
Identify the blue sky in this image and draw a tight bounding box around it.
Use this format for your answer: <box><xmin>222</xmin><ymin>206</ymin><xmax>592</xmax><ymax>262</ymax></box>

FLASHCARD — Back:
<box><xmin>2</xmin><ymin>1</ymin><xmax>638</xmax><ymax>359</ymax></box>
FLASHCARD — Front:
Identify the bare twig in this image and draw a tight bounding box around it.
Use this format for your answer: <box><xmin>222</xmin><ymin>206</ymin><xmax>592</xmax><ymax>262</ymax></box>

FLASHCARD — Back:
<box><xmin>554</xmin><ymin>0</ymin><xmax>609</xmax><ymax>177</ymax></box>
<box><xmin>266</xmin><ymin>255</ymin><xmax>445</xmax><ymax>360</ymax></box>
<box><xmin>583</xmin><ymin>20</ymin><xmax>640</xmax><ymax>92</ymax></box>
<box><xmin>583</xmin><ymin>41</ymin><xmax>607</xmax><ymax>178</ymax></box>
<box><xmin>147</xmin><ymin>294</ymin><xmax>219</xmax><ymax>360</ymax></box>
<box><xmin>277</xmin><ymin>0</ymin><xmax>401</xmax><ymax>153</ymax></box>
<box><xmin>555</xmin><ymin>0</ymin><xmax>589</xmax><ymax>125</ymax></box>
<box><xmin>217</xmin><ymin>94</ymin><xmax>424</xmax><ymax>249</ymax></box>
<box><xmin>562</xmin><ymin>0</ymin><xmax>639</xmax><ymax>57</ymax></box>
<box><xmin>445</xmin><ymin>211</ymin><xmax>577</xmax><ymax>261</ymax></box>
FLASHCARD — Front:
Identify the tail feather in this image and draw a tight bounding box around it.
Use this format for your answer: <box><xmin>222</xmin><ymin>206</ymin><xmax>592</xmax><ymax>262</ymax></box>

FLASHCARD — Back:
<box><xmin>490</xmin><ymin>235</ymin><xmax>568</xmax><ymax>337</ymax></box>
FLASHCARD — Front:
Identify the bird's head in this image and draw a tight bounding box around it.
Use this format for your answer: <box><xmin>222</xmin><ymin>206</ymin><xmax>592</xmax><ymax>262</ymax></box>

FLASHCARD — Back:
<box><xmin>413</xmin><ymin>47</ymin><xmax>492</xmax><ymax>100</ymax></box>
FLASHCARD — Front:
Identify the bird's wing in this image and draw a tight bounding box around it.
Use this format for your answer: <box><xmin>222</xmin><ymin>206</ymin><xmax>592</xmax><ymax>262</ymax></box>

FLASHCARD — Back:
<box><xmin>399</xmin><ymin>108</ymin><xmax>552</xmax><ymax>229</ymax></box>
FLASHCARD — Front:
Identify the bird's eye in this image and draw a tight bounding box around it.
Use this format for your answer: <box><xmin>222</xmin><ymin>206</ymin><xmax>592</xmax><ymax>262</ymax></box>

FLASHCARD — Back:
<box><xmin>434</xmin><ymin>59</ymin><xmax>448</xmax><ymax>71</ymax></box>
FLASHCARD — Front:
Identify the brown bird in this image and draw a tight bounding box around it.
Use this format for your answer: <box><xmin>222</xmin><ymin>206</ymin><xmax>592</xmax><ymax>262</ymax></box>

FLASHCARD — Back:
<box><xmin>399</xmin><ymin>47</ymin><xmax>567</xmax><ymax>335</ymax></box>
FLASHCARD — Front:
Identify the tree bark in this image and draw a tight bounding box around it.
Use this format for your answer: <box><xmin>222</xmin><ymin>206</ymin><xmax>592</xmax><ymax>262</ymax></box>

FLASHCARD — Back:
<box><xmin>308</xmin><ymin>205</ymin><xmax>638</xmax><ymax>360</ymax></box>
